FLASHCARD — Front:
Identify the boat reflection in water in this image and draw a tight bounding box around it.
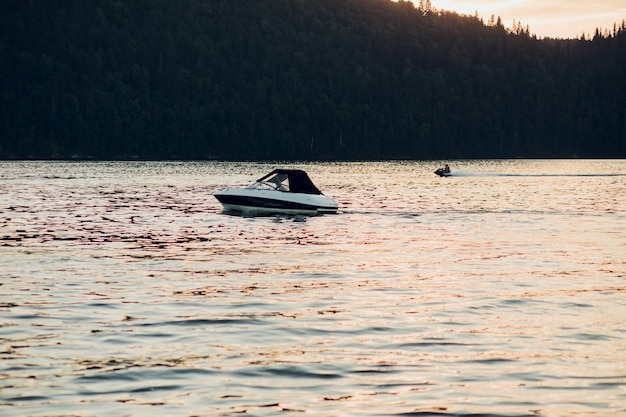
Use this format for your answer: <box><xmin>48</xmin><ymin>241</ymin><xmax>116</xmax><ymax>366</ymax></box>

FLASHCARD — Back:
<box><xmin>214</xmin><ymin>169</ymin><xmax>338</xmax><ymax>215</ymax></box>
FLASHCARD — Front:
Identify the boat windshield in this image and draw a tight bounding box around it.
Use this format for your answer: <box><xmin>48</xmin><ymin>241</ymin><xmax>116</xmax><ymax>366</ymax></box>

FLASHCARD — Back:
<box><xmin>255</xmin><ymin>169</ymin><xmax>323</xmax><ymax>194</ymax></box>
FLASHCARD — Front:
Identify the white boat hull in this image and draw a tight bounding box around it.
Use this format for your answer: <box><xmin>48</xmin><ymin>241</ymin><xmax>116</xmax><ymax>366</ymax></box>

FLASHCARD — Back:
<box><xmin>215</xmin><ymin>188</ymin><xmax>338</xmax><ymax>215</ymax></box>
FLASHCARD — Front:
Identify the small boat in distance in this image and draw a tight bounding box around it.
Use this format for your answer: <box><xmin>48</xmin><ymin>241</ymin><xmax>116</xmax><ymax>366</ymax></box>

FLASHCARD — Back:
<box><xmin>214</xmin><ymin>169</ymin><xmax>338</xmax><ymax>215</ymax></box>
<box><xmin>434</xmin><ymin>164</ymin><xmax>452</xmax><ymax>177</ymax></box>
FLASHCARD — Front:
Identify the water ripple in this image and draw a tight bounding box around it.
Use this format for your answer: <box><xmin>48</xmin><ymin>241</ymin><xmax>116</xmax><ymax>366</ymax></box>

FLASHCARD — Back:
<box><xmin>1</xmin><ymin>160</ymin><xmax>625</xmax><ymax>417</ymax></box>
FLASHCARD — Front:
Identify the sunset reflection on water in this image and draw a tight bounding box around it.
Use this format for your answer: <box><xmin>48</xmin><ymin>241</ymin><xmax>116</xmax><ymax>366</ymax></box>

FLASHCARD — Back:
<box><xmin>1</xmin><ymin>160</ymin><xmax>625</xmax><ymax>416</ymax></box>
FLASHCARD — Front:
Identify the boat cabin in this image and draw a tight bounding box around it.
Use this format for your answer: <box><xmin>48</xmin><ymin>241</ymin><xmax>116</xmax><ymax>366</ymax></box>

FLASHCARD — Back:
<box><xmin>256</xmin><ymin>169</ymin><xmax>323</xmax><ymax>195</ymax></box>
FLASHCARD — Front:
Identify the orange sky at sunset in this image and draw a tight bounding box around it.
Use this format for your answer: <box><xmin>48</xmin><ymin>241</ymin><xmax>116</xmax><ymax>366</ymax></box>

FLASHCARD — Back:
<box><xmin>419</xmin><ymin>0</ymin><xmax>626</xmax><ymax>38</ymax></box>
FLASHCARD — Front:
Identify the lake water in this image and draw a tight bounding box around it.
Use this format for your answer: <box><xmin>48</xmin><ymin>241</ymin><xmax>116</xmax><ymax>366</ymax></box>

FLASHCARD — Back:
<box><xmin>1</xmin><ymin>160</ymin><xmax>625</xmax><ymax>417</ymax></box>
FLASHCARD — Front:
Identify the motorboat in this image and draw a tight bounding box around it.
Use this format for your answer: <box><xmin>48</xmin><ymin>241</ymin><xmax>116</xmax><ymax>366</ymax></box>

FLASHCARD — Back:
<box><xmin>434</xmin><ymin>165</ymin><xmax>452</xmax><ymax>177</ymax></box>
<box><xmin>214</xmin><ymin>169</ymin><xmax>338</xmax><ymax>215</ymax></box>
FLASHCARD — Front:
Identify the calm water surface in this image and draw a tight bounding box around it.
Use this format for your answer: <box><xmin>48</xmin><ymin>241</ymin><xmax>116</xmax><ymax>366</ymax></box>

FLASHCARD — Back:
<box><xmin>1</xmin><ymin>160</ymin><xmax>625</xmax><ymax>417</ymax></box>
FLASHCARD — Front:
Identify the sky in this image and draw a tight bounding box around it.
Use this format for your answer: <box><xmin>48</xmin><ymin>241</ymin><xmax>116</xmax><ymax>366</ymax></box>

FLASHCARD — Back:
<box><xmin>420</xmin><ymin>0</ymin><xmax>626</xmax><ymax>38</ymax></box>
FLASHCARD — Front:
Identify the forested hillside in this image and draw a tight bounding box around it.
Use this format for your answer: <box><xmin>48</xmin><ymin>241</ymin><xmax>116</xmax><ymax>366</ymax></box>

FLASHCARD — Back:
<box><xmin>1</xmin><ymin>0</ymin><xmax>625</xmax><ymax>160</ymax></box>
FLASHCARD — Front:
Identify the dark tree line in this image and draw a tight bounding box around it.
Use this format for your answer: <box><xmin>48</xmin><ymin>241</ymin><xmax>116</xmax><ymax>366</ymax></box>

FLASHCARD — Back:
<box><xmin>0</xmin><ymin>0</ymin><xmax>624</xmax><ymax>160</ymax></box>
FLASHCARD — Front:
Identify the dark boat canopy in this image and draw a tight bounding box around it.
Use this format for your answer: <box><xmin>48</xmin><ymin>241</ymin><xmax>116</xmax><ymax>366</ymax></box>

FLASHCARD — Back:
<box><xmin>257</xmin><ymin>169</ymin><xmax>323</xmax><ymax>195</ymax></box>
